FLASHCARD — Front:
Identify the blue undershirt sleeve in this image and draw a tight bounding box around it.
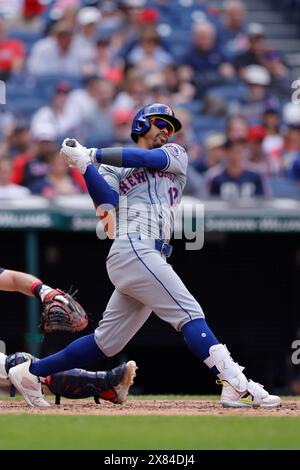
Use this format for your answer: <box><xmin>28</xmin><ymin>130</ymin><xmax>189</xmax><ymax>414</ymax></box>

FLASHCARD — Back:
<box><xmin>83</xmin><ymin>165</ymin><xmax>119</xmax><ymax>208</ymax></box>
<box><xmin>96</xmin><ymin>148</ymin><xmax>168</xmax><ymax>170</ymax></box>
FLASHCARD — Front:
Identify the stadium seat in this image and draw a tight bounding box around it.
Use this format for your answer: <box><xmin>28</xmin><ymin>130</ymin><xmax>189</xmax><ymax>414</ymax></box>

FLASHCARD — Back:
<box><xmin>7</xmin><ymin>31</ymin><xmax>43</xmax><ymax>54</ymax></box>
<box><xmin>8</xmin><ymin>96</ymin><xmax>47</xmax><ymax>119</ymax></box>
<box><xmin>208</xmin><ymin>83</ymin><xmax>248</xmax><ymax>102</ymax></box>
<box><xmin>192</xmin><ymin>116</ymin><xmax>227</xmax><ymax>144</ymax></box>
<box><xmin>269</xmin><ymin>176</ymin><xmax>300</xmax><ymax>198</ymax></box>
<box><xmin>33</xmin><ymin>75</ymin><xmax>83</xmax><ymax>100</ymax></box>
<box><xmin>85</xmin><ymin>133</ymin><xmax>115</xmax><ymax>149</ymax></box>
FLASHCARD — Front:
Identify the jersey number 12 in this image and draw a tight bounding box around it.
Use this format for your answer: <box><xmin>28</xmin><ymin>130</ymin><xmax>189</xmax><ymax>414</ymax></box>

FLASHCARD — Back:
<box><xmin>168</xmin><ymin>187</ymin><xmax>178</xmax><ymax>206</ymax></box>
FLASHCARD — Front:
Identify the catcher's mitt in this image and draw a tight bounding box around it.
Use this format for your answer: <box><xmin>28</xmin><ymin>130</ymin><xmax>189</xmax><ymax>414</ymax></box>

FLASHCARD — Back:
<box><xmin>41</xmin><ymin>289</ymin><xmax>89</xmax><ymax>333</ymax></box>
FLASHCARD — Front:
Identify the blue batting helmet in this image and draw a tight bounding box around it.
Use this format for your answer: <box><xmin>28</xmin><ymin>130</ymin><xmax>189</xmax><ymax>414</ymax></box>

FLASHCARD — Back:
<box><xmin>131</xmin><ymin>103</ymin><xmax>182</xmax><ymax>143</ymax></box>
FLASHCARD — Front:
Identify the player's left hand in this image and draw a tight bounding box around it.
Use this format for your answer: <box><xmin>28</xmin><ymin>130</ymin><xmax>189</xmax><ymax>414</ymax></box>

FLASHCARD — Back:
<box><xmin>61</xmin><ymin>138</ymin><xmax>92</xmax><ymax>174</ymax></box>
<box><xmin>41</xmin><ymin>288</ymin><xmax>89</xmax><ymax>334</ymax></box>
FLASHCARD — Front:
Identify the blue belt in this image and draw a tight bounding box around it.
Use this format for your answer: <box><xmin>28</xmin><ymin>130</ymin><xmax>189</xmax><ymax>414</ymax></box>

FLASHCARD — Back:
<box><xmin>128</xmin><ymin>233</ymin><xmax>173</xmax><ymax>258</ymax></box>
<box><xmin>154</xmin><ymin>239</ymin><xmax>173</xmax><ymax>257</ymax></box>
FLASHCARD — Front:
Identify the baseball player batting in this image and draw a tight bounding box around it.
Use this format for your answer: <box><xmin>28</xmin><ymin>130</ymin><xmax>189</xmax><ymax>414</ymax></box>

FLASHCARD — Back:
<box><xmin>0</xmin><ymin>267</ymin><xmax>135</xmax><ymax>405</ymax></box>
<box><xmin>8</xmin><ymin>103</ymin><xmax>280</xmax><ymax>409</ymax></box>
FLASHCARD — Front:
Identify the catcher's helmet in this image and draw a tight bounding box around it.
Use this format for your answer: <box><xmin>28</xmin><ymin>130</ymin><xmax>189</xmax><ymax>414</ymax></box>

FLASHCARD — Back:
<box><xmin>131</xmin><ymin>103</ymin><xmax>182</xmax><ymax>143</ymax></box>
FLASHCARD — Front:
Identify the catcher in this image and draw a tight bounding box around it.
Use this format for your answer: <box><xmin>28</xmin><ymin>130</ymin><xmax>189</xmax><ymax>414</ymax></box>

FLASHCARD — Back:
<box><xmin>0</xmin><ymin>351</ymin><xmax>135</xmax><ymax>405</ymax></box>
<box><xmin>0</xmin><ymin>267</ymin><xmax>136</xmax><ymax>405</ymax></box>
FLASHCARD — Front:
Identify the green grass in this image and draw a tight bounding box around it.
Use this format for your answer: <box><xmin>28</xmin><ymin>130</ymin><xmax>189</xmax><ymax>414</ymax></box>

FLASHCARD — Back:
<box><xmin>0</xmin><ymin>415</ymin><xmax>299</xmax><ymax>450</ymax></box>
<box><xmin>0</xmin><ymin>396</ymin><xmax>299</xmax><ymax>449</ymax></box>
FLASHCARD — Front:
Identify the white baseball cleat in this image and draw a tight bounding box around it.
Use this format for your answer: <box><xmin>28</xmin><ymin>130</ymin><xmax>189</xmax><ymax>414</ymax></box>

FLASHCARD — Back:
<box><xmin>8</xmin><ymin>360</ymin><xmax>50</xmax><ymax>408</ymax></box>
<box><xmin>0</xmin><ymin>352</ymin><xmax>8</xmax><ymax>387</ymax></box>
<box><xmin>112</xmin><ymin>360</ymin><xmax>137</xmax><ymax>404</ymax></box>
<box><xmin>220</xmin><ymin>379</ymin><xmax>281</xmax><ymax>408</ymax></box>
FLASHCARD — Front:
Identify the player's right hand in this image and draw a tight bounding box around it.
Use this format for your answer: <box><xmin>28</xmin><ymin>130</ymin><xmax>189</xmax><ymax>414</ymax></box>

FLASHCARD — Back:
<box><xmin>61</xmin><ymin>138</ymin><xmax>92</xmax><ymax>174</ymax></box>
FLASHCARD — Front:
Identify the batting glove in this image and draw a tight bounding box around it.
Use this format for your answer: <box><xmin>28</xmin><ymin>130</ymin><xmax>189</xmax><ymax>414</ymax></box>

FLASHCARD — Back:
<box><xmin>61</xmin><ymin>138</ymin><xmax>92</xmax><ymax>174</ymax></box>
<box><xmin>86</xmin><ymin>148</ymin><xmax>97</xmax><ymax>163</ymax></box>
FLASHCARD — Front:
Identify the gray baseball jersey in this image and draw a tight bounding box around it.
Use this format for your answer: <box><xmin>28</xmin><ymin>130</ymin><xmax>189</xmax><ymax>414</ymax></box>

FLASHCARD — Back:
<box><xmin>94</xmin><ymin>143</ymin><xmax>204</xmax><ymax>356</ymax></box>
<box><xmin>99</xmin><ymin>143</ymin><xmax>188</xmax><ymax>241</ymax></box>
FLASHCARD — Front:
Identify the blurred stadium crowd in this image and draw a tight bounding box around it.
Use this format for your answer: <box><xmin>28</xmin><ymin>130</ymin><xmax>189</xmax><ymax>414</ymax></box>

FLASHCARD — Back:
<box><xmin>0</xmin><ymin>0</ymin><xmax>300</xmax><ymax>200</ymax></box>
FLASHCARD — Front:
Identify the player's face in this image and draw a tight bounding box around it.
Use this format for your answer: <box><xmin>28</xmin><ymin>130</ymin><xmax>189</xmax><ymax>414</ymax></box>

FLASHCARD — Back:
<box><xmin>142</xmin><ymin>117</ymin><xmax>175</xmax><ymax>149</ymax></box>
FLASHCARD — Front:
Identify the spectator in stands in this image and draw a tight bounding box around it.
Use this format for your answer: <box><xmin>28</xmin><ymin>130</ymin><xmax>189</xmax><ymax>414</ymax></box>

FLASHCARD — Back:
<box><xmin>99</xmin><ymin>0</ymin><xmax>124</xmax><ymax>38</ymax></box>
<box><xmin>30</xmin><ymin>153</ymin><xmax>85</xmax><ymax>197</ymax></box>
<box><xmin>247</xmin><ymin>125</ymin><xmax>267</xmax><ymax>173</ymax></box>
<box><xmin>0</xmin><ymin>16</ymin><xmax>25</xmax><ymax>80</ymax></box>
<box><xmin>0</xmin><ymin>158</ymin><xmax>30</xmax><ymax>198</ymax></box>
<box><xmin>7</xmin><ymin>119</ymin><xmax>31</xmax><ymax>159</ymax></box>
<box><xmin>282</xmin><ymin>105</ymin><xmax>300</xmax><ymax>175</ymax></box>
<box><xmin>194</xmin><ymin>132</ymin><xmax>227</xmax><ymax>174</ymax></box>
<box><xmin>49</xmin><ymin>0</ymin><xmax>80</xmax><ymax>27</ymax></box>
<box><xmin>180</xmin><ymin>20</ymin><xmax>235</xmax><ymax>94</ymax></box>
<box><xmin>235</xmin><ymin>22</ymin><xmax>289</xmax><ymax>83</ymax></box>
<box><xmin>9</xmin><ymin>0</ymin><xmax>45</xmax><ymax>33</ymax></box>
<box><xmin>173</xmin><ymin>108</ymin><xmax>202</xmax><ymax>164</ymax></box>
<box><xmin>162</xmin><ymin>63</ymin><xmax>197</xmax><ymax>105</ymax></box>
<box><xmin>207</xmin><ymin>138</ymin><xmax>268</xmax><ymax>199</ymax></box>
<box><xmin>31</xmin><ymin>81</ymin><xmax>80</xmax><ymax>142</ymax></box>
<box><xmin>162</xmin><ymin>64</ymin><xmax>181</xmax><ymax>95</ymax></box>
<box><xmin>113</xmin><ymin>67</ymin><xmax>146</xmax><ymax>110</ymax></box>
<box><xmin>113</xmin><ymin>108</ymin><xmax>134</xmax><ymax>146</ymax></box>
<box><xmin>117</xmin><ymin>1</ymin><xmax>160</xmax><ymax>61</ymax></box>
<box><xmin>65</xmin><ymin>72</ymin><xmax>116</xmax><ymax>145</ymax></box>
<box><xmin>65</xmin><ymin>74</ymin><xmax>102</xmax><ymax>125</ymax></box>
<box><xmin>0</xmin><ymin>107</ymin><xmax>16</xmax><ymax>152</ymax></box>
<box><xmin>202</xmin><ymin>94</ymin><xmax>227</xmax><ymax>117</ymax></box>
<box><xmin>89</xmin><ymin>35</ymin><xmax>124</xmax><ymax>84</ymax></box>
<box><xmin>11</xmin><ymin>124</ymin><xmax>86</xmax><ymax>194</ymax></box>
<box><xmin>0</xmin><ymin>0</ymin><xmax>22</xmax><ymax>20</ymax></box>
<box><xmin>226</xmin><ymin>114</ymin><xmax>249</xmax><ymax>141</ymax></box>
<box><xmin>82</xmin><ymin>77</ymin><xmax>116</xmax><ymax>147</ymax></box>
<box><xmin>263</xmin><ymin>101</ymin><xmax>282</xmax><ymax>136</ymax></box>
<box><xmin>125</xmin><ymin>25</ymin><xmax>173</xmax><ymax>76</ymax></box>
<box><xmin>266</xmin><ymin>104</ymin><xmax>300</xmax><ymax>196</ymax></box>
<box><xmin>171</xmin><ymin>108</ymin><xmax>204</xmax><ymax>198</ymax></box>
<box><xmin>27</xmin><ymin>20</ymin><xmax>95</xmax><ymax>76</ymax></box>
<box><xmin>232</xmin><ymin>65</ymin><xmax>273</xmax><ymax>122</ymax></box>
<box><xmin>282</xmin><ymin>127</ymin><xmax>300</xmax><ymax>184</ymax></box>
<box><xmin>262</xmin><ymin>103</ymin><xmax>284</xmax><ymax>176</ymax></box>
<box><xmin>120</xmin><ymin>0</ymin><xmax>151</xmax><ymax>35</ymax></box>
<box><xmin>75</xmin><ymin>7</ymin><xmax>101</xmax><ymax>56</ymax></box>
<box><xmin>220</xmin><ymin>0</ymin><xmax>248</xmax><ymax>59</ymax></box>
<box><xmin>10</xmin><ymin>125</ymin><xmax>58</xmax><ymax>194</ymax></box>
<box><xmin>144</xmin><ymin>75</ymin><xmax>172</xmax><ymax>108</ymax></box>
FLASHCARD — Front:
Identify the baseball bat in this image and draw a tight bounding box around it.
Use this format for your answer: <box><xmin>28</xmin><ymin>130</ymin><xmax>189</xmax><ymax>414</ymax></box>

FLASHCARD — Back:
<box><xmin>65</xmin><ymin>139</ymin><xmax>77</xmax><ymax>147</ymax></box>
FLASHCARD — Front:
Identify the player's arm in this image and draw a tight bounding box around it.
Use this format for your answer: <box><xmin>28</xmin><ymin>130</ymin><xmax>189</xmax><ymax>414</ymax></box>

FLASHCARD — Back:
<box><xmin>60</xmin><ymin>143</ymin><xmax>119</xmax><ymax>209</ymax></box>
<box><xmin>83</xmin><ymin>165</ymin><xmax>119</xmax><ymax>209</ymax></box>
<box><xmin>94</xmin><ymin>147</ymin><xmax>168</xmax><ymax>170</ymax></box>
<box><xmin>91</xmin><ymin>143</ymin><xmax>188</xmax><ymax>176</ymax></box>
<box><xmin>61</xmin><ymin>139</ymin><xmax>168</xmax><ymax>171</ymax></box>
<box><xmin>0</xmin><ymin>268</ymin><xmax>59</xmax><ymax>301</ymax></box>
<box><xmin>0</xmin><ymin>269</ymin><xmax>38</xmax><ymax>295</ymax></box>
<box><xmin>91</xmin><ymin>144</ymin><xmax>188</xmax><ymax>176</ymax></box>
<box><xmin>92</xmin><ymin>144</ymin><xmax>188</xmax><ymax>176</ymax></box>
<box><xmin>61</xmin><ymin>139</ymin><xmax>188</xmax><ymax>175</ymax></box>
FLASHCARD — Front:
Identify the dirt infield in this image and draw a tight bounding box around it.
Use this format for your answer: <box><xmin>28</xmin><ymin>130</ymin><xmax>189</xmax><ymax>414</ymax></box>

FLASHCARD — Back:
<box><xmin>0</xmin><ymin>399</ymin><xmax>299</xmax><ymax>416</ymax></box>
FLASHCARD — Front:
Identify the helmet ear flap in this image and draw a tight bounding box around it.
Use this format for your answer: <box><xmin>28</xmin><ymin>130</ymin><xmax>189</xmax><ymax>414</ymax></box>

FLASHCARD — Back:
<box><xmin>135</xmin><ymin>116</ymin><xmax>151</xmax><ymax>137</ymax></box>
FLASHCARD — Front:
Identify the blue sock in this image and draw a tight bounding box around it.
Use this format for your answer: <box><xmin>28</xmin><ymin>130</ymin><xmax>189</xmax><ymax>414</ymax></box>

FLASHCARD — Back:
<box><xmin>30</xmin><ymin>334</ymin><xmax>105</xmax><ymax>377</ymax></box>
<box><xmin>182</xmin><ymin>319</ymin><xmax>219</xmax><ymax>361</ymax></box>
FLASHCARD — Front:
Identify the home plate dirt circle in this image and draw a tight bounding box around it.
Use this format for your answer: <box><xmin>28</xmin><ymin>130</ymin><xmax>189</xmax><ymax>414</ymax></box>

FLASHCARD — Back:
<box><xmin>0</xmin><ymin>399</ymin><xmax>299</xmax><ymax>416</ymax></box>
